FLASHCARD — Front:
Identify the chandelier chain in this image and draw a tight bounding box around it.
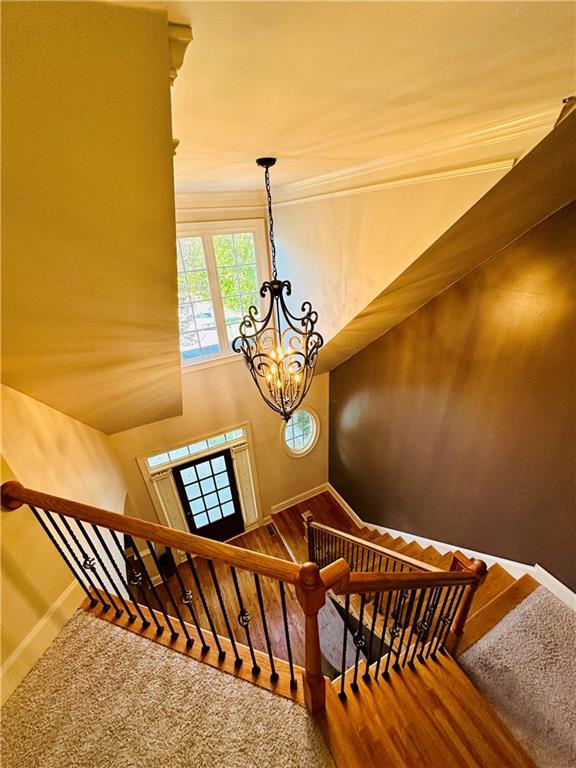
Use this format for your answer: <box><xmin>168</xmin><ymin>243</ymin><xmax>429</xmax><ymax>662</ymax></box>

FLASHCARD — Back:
<box><xmin>264</xmin><ymin>166</ymin><xmax>278</xmax><ymax>279</ymax></box>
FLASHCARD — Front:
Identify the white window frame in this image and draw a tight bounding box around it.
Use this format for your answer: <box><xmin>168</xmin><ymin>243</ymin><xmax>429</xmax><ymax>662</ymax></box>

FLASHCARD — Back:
<box><xmin>176</xmin><ymin>219</ymin><xmax>270</xmax><ymax>368</ymax></box>
<box><xmin>280</xmin><ymin>407</ymin><xmax>320</xmax><ymax>458</ymax></box>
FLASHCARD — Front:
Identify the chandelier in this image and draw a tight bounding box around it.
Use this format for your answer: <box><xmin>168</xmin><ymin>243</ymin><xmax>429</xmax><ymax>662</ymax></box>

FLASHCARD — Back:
<box><xmin>232</xmin><ymin>158</ymin><xmax>323</xmax><ymax>421</ymax></box>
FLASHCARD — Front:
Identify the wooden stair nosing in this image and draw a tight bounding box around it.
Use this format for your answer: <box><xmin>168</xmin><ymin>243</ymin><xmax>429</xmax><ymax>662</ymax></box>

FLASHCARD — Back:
<box><xmin>457</xmin><ymin>573</ymin><xmax>540</xmax><ymax>655</ymax></box>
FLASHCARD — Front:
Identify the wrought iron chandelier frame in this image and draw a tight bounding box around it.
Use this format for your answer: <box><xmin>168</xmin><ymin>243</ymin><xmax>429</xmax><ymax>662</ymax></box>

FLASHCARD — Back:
<box><xmin>232</xmin><ymin>158</ymin><xmax>323</xmax><ymax>421</ymax></box>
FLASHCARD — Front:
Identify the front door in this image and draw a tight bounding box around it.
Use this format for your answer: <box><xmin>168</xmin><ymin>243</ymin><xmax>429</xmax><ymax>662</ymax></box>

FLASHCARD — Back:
<box><xmin>172</xmin><ymin>449</ymin><xmax>245</xmax><ymax>542</ymax></box>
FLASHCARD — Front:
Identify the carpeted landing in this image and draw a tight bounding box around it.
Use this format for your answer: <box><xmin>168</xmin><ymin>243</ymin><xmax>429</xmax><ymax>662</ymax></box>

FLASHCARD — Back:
<box><xmin>1</xmin><ymin>611</ymin><xmax>334</xmax><ymax>768</ymax></box>
<box><xmin>460</xmin><ymin>586</ymin><xmax>576</xmax><ymax>768</ymax></box>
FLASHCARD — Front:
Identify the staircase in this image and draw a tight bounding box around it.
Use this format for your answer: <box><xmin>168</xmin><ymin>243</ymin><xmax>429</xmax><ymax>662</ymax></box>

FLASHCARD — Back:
<box><xmin>2</xmin><ymin>482</ymin><xmax>538</xmax><ymax>768</ymax></box>
<box><xmin>272</xmin><ymin>492</ymin><xmax>539</xmax><ymax>659</ymax></box>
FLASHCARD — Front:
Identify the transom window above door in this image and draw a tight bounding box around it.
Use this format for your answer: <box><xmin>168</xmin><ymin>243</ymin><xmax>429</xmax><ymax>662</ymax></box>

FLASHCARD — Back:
<box><xmin>176</xmin><ymin>221</ymin><xmax>268</xmax><ymax>364</ymax></box>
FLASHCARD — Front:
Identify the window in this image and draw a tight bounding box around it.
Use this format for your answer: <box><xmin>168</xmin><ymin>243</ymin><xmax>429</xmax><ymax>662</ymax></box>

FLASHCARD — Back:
<box><xmin>146</xmin><ymin>428</ymin><xmax>245</xmax><ymax>470</ymax></box>
<box><xmin>282</xmin><ymin>409</ymin><xmax>319</xmax><ymax>457</ymax></box>
<box><xmin>176</xmin><ymin>221</ymin><xmax>267</xmax><ymax>364</ymax></box>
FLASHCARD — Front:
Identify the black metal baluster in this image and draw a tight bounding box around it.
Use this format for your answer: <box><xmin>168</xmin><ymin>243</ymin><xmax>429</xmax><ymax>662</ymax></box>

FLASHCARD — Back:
<box><xmin>393</xmin><ymin>589</ymin><xmax>416</xmax><ymax>670</ymax></box>
<box><xmin>415</xmin><ymin>587</ymin><xmax>439</xmax><ymax>662</ymax></box>
<box><xmin>29</xmin><ymin>506</ymin><xmax>96</xmax><ymax>606</ymax></box>
<box><xmin>384</xmin><ymin>556</ymin><xmax>390</xmax><ymax>572</ymax></box>
<box><xmin>207</xmin><ymin>559</ymin><xmax>242</xmax><ymax>668</ymax></box>
<box><xmin>437</xmin><ymin>585</ymin><xmax>466</xmax><ymax>655</ymax></box>
<box><xmin>338</xmin><ymin>593</ymin><xmax>351</xmax><ymax>700</ymax></box>
<box><xmin>166</xmin><ymin>546</ymin><xmax>212</xmax><ymax>653</ymax></box>
<box><xmin>132</xmin><ymin>540</ymin><xmax>179</xmax><ymax>637</ymax></box>
<box><xmin>426</xmin><ymin>586</ymin><xmax>453</xmax><ymax>659</ymax></box>
<box><xmin>254</xmin><ymin>574</ymin><xmax>278</xmax><ymax>682</ymax></box>
<box><xmin>58</xmin><ymin>515</ymin><xmax>121</xmax><ymax>615</ymax></box>
<box><xmin>147</xmin><ymin>542</ymin><xmax>190</xmax><ymax>645</ymax></box>
<box><xmin>230</xmin><ymin>567</ymin><xmax>260</xmax><ymax>675</ymax></box>
<box><xmin>44</xmin><ymin>510</ymin><xmax>109</xmax><ymax>609</ymax></box>
<box><xmin>350</xmin><ymin>594</ymin><xmax>367</xmax><ymax>692</ymax></box>
<box><xmin>363</xmin><ymin>591</ymin><xmax>382</xmax><ymax>681</ymax></box>
<box><xmin>430</xmin><ymin>586</ymin><xmax>458</xmax><ymax>658</ymax></box>
<box><xmin>403</xmin><ymin>588</ymin><xmax>426</xmax><ymax>668</ymax></box>
<box><xmin>110</xmin><ymin>532</ymin><xmax>159</xmax><ymax>632</ymax></box>
<box><xmin>374</xmin><ymin>590</ymin><xmax>393</xmax><ymax>678</ymax></box>
<box><xmin>184</xmin><ymin>554</ymin><xmax>224</xmax><ymax>658</ymax></box>
<box><xmin>88</xmin><ymin>523</ymin><xmax>137</xmax><ymax>622</ymax></box>
<box><xmin>279</xmin><ymin>581</ymin><xmax>296</xmax><ymax>690</ymax></box>
<box><xmin>384</xmin><ymin>589</ymin><xmax>405</xmax><ymax>678</ymax></box>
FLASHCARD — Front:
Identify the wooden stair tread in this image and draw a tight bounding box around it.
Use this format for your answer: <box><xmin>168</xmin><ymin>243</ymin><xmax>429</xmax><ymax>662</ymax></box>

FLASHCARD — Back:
<box><xmin>470</xmin><ymin>563</ymin><xmax>515</xmax><ymax>616</ymax></box>
<box><xmin>396</xmin><ymin>541</ymin><xmax>425</xmax><ymax>559</ymax></box>
<box><xmin>457</xmin><ymin>574</ymin><xmax>540</xmax><ymax>655</ymax></box>
<box><xmin>320</xmin><ymin>651</ymin><xmax>536</xmax><ymax>768</ymax></box>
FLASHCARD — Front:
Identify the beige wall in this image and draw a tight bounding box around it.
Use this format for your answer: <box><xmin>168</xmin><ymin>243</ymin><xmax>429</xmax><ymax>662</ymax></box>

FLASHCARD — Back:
<box><xmin>274</xmin><ymin>168</ymin><xmax>509</xmax><ymax>345</ymax></box>
<box><xmin>1</xmin><ymin>385</ymin><xmax>128</xmax><ymax>702</ymax></box>
<box><xmin>109</xmin><ymin>361</ymin><xmax>329</xmax><ymax>525</ymax></box>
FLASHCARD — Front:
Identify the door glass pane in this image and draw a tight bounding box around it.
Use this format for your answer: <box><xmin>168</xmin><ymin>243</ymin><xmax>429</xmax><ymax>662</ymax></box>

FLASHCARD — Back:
<box><xmin>194</xmin><ymin>512</ymin><xmax>209</xmax><ymax>528</ymax></box>
<box><xmin>177</xmin><ymin>236</ymin><xmax>221</xmax><ymax>360</ymax></box>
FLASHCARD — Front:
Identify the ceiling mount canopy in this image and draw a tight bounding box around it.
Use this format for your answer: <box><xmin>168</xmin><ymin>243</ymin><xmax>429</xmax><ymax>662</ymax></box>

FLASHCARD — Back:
<box><xmin>232</xmin><ymin>158</ymin><xmax>323</xmax><ymax>421</ymax></box>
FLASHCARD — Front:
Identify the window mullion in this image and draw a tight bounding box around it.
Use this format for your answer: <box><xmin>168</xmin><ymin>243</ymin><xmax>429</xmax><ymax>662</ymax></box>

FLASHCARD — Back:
<box><xmin>203</xmin><ymin>233</ymin><xmax>229</xmax><ymax>353</ymax></box>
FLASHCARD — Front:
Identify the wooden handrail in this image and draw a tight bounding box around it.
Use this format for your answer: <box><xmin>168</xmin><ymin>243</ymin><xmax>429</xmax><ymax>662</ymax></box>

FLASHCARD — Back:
<box><xmin>332</xmin><ymin>568</ymin><xmax>479</xmax><ymax>595</ymax></box>
<box><xmin>310</xmin><ymin>520</ymin><xmax>442</xmax><ymax>573</ymax></box>
<box><xmin>1</xmin><ymin>481</ymin><xmax>300</xmax><ymax>585</ymax></box>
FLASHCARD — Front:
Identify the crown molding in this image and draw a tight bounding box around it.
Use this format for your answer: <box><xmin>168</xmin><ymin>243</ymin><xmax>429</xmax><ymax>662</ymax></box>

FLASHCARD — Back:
<box><xmin>274</xmin><ymin>157</ymin><xmax>516</xmax><ymax>208</ymax></box>
<box><xmin>175</xmin><ymin>190</ymin><xmax>265</xmax><ymax>213</ymax></box>
<box><xmin>276</xmin><ymin>108</ymin><xmax>557</xmax><ymax>201</ymax></box>
<box><xmin>174</xmin><ymin>108</ymin><xmax>556</xmax><ymax>212</ymax></box>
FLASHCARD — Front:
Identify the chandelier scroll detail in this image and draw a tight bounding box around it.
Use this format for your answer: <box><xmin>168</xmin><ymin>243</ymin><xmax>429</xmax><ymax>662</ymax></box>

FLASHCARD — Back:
<box><xmin>232</xmin><ymin>158</ymin><xmax>323</xmax><ymax>421</ymax></box>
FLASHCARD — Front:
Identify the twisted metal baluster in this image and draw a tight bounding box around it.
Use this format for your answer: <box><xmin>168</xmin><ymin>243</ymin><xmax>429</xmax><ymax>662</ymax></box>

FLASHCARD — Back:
<box><xmin>403</xmin><ymin>588</ymin><xmax>426</xmax><ymax>668</ymax></box>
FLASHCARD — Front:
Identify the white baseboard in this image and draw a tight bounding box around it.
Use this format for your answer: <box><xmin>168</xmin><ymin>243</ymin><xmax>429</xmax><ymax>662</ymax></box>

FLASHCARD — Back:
<box><xmin>534</xmin><ymin>564</ymin><xmax>576</xmax><ymax>610</ymax></box>
<box><xmin>1</xmin><ymin>580</ymin><xmax>85</xmax><ymax>704</ymax></box>
<box><xmin>270</xmin><ymin>483</ymin><xmax>331</xmax><ymax>514</ymax></box>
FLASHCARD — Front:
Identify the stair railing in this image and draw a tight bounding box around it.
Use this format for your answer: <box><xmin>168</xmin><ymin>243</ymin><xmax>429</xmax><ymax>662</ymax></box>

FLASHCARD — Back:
<box><xmin>2</xmin><ymin>482</ymin><xmax>486</xmax><ymax>713</ymax></box>
<box><xmin>1</xmin><ymin>481</ymin><xmax>342</xmax><ymax>714</ymax></box>
<box><xmin>304</xmin><ymin>512</ymin><xmax>442</xmax><ymax>573</ymax></box>
<box><xmin>303</xmin><ymin>512</ymin><xmax>487</xmax><ymax>698</ymax></box>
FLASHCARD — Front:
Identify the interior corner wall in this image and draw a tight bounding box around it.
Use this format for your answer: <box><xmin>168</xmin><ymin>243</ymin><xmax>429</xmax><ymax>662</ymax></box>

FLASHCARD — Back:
<box><xmin>273</xmin><ymin>166</ymin><xmax>508</xmax><ymax>346</ymax></box>
<box><xmin>1</xmin><ymin>385</ymin><xmax>128</xmax><ymax>702</ymax></box>
<box><xmin>329</xmin><ymin>202</ymin><xmax>576</xmax><ymax>590</ymax></box>
<box><xmin>108</xmin><ymin>363</ymin><xmax>329</xmax><ymax>527</ymax></box>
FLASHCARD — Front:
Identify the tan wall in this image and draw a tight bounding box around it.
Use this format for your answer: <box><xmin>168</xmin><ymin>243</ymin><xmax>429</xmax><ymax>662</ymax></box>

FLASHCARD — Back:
<box><xmin>109</xmin><ymin>361</ymin><xmax>329</xmax><ymax>525</ymax></box>
<box><xmin>274</xmin><ymin>168</ymin><xmax>508</xmax><ymax>345</ymax></box>
<box><xmin>1</xmin><ymin>386</ymin><xmax>128</xmax><ymax>702</ymax></box>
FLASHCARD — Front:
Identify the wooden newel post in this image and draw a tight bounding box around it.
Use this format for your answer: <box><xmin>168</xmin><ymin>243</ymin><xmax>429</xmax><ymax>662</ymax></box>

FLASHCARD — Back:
<box><xmin>296</xmin><ymin>561</ymin><xmax>326</xmax><ymax>714</ymax></box>
<box><xmin>302</xmin><ymin>511</ymin><xmax>315</xmax><ymax>563</ymax></box>
<box><xmin>445</xmin><ymin>558</ymin><xmax>488</xmax><ymax>654</ymax></box>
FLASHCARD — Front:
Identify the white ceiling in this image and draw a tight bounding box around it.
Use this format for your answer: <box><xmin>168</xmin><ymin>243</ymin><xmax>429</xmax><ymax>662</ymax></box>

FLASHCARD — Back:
<box><xmin>168</xmin><ymin>2</ymin><xmax>575</xmax><ymax>192</ymax></box>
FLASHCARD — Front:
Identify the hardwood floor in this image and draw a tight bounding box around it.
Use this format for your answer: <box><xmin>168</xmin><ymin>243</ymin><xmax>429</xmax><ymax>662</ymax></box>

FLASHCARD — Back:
<box><xmin>155</xmin><ymin>524</ymin><xmax>307</xmax><ymax>667</ymax></box>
